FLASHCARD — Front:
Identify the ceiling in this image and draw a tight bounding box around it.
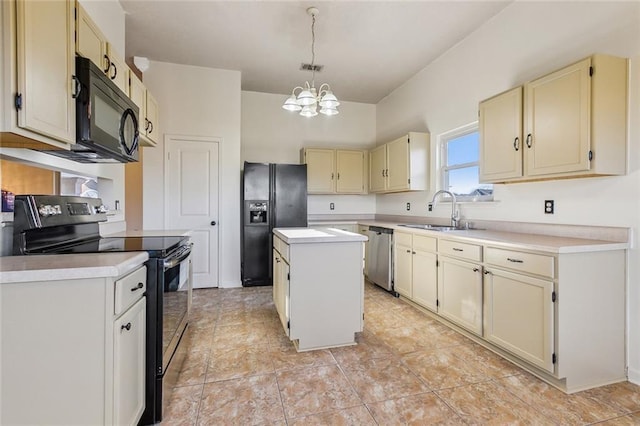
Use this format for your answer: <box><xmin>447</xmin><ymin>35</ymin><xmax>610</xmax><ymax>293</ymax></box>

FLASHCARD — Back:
<box><xmin>121</xmin><ymin>1</ymin><xmax>511</xmax><ymax>104</ymax></box>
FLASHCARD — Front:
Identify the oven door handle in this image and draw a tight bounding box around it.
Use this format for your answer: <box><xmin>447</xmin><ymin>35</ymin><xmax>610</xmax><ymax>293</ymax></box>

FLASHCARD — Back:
<box><xmin>163</xmin><ymin>244</ymin><xmax>193</xmax><ymax>270</ymax></box>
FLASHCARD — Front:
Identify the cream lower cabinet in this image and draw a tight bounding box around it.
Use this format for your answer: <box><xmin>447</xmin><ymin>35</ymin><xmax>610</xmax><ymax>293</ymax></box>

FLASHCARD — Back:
<box><xmin>273</xmin><ymin>229</ymin><xmax>364</xmax><ymax>351</ymax></box>
<box><xmin>358</xmin><ymin>225</ymin><xmax>369</xmax><ymax>276</ymax></box>
<box><xmin>484</xmin><ymin>267</ymin><xmax>554</xmax><ymax>372</ymax></box>
<box><xmin>273</xmin><ymin>237</ymin><xmax>290</xmax><ymax>333</ymax></box>
<box><xmin>393</xmin><ymin>231</ymin><xmax>438</xmax><ymax>311</ymax></box>
<box><xmin>437</xmin><ymin>256</ymin><xmax>483</xmax><ymax>336</ymax></box>
<box><xmin>0</xmin><ymin>265</ymin><xmax>147</xmax><ymax>425</ymax></box>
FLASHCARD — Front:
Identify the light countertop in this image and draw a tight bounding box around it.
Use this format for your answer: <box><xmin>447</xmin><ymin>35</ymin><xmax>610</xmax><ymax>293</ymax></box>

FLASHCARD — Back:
<box><xmin>0</xmin><ymin>252</ymin><xmax>149</xmax><ymax>283</ymax></box>
<box><xmin>274</xmin><ymin>227</ymin><xmax>367</xmax><ymax>244</ymax></box>
<box><xmin>357</xmin><ymin>220</ymin><xmax>628</xmax><ymax>254</ymax></box>
<box><xmin>104</xmin><ymin>229</ymin><xmax>192</xmax><ymax>237</ymax></box>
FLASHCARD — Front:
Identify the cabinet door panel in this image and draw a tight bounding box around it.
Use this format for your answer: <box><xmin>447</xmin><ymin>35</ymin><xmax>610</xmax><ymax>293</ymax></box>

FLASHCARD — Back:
<box><xmin>16</xmin><ymin>0</ymin><xmax>75</xmax><ymax>143</ymax></box>
<box><xmin>336</xmin><ymin>150</ymin><xmax>365</xmax><ymax>193</ymax></box>
<box><xmin>113</xmin><ymin>298</ymin><xmax>146</xmax><ymax>426</ymax></box>
<box><xmin>484</xmin><ymin>268</ymin><xmax>554</xmax><ymax>373</ymax></box>
<box><xmin>106</xmin><ymin>45</ymin><xmax>128</xmax><ymax>94</ymax></box>
<box><xmin>305</xmin><ymin>149</ymin><xmax>335</xmax><ymax>193</ymax></box>
<box><xmin>387</xmin><ymin>135</ymin><xmax>410</xmax><ymax>191</ymax></box>
<box><xmin>369</xmin><ymin>145</ymin><xmax>387</xmax><ymax>192</ymax></box>
<box><xmin>76</xmin><ymin>3</ymin><xmax>106</xmax><ymax>69</ymax></box>
<box><xmin>525</xmin><ymin>58</ymin><xmax>591</xmax><ymax>176</ymax></box>
<box><xmin>145</xmin><ymin>92</ymin><xmax>159</xmax><ymax>144</ymax></box>
<box><xmin>480</xmin><ymin>87</ymin><xmax>523</xmax><ymax>182</ymax></box>
<box><xmin>412</xmin><ymin>250</ymin><xmax>437</xmax><ymax>312</ymax></box>
<box><xmin>394</xmin><ymin>243</ymin><xmax>412</xmax><ymax>298</ymax></box>
<box><xmin>437</xmin><ymin>257</ymin><xmax>482</xmax><ymax>335</ymax></box>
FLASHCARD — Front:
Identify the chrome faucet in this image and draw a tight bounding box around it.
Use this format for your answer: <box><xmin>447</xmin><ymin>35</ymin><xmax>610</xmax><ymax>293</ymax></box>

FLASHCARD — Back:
<box><xmin>430</xmin><ymin>190</ymin><xmax>460</xmax><ymax>228</ymax></box>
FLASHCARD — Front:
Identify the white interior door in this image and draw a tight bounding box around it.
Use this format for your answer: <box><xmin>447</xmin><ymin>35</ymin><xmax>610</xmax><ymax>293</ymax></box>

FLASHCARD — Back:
<box><xmin>165</xmin><ymin>135</ymin><xmax>219</xmax><ymax>288</ymax></box>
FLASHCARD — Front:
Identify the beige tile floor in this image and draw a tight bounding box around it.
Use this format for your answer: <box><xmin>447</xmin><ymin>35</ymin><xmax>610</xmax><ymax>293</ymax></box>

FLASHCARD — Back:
<box><xmin>162</xmin><ymin>282</ymin><xmax>640</xmax><ymax>425</ymax></box>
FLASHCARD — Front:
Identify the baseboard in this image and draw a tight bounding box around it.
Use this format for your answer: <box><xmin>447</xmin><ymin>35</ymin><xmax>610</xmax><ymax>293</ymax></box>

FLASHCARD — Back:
<box><xmin>627</xmin><ymin>367</ymin><xmax>640</xmax><ymax>385</ymax></box>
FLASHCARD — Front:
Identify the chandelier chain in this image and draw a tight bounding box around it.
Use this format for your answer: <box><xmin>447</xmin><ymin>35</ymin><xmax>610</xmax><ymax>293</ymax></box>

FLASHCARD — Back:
<box><xmin>310</xmin><ymin>13</ymin><xmax>316</xmax><ymax>86</ymax></box>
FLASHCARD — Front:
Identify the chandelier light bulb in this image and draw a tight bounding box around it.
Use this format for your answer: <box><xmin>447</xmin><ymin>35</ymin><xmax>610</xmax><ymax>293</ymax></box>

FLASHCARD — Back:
<box><xmin>282</xmin><ymin>6</ymin><xmax>339</xmax><ymax>117</ymax></box>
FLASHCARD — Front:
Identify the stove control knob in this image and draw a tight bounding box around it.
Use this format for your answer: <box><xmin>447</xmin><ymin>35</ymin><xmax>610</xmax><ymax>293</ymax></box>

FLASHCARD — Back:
<box><xmin>94</xmin><ymin>205</ymin><xmax>108</xmax><ymax>214</ymax></box>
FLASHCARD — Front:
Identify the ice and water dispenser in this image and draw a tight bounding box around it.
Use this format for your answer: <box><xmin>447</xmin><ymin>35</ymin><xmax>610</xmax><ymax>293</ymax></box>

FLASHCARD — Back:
<box><xmin>245</xmin><ymin>201</ymin><xmax>268</xmax><ymax>225</ymax></box>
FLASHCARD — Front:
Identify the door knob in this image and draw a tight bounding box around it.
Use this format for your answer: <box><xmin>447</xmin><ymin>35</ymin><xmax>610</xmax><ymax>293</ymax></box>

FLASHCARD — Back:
<box><xmin>211</xmin><ymin>221</ymin><xmax>217</xmax><ymax>226</ymax></box>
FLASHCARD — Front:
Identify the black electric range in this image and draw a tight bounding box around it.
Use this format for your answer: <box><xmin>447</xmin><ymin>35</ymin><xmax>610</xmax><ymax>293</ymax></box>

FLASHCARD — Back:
<box><xmin>12</xmin><ymin>195</ymin><xmax>192</xmax><ymax>425</ymax></box>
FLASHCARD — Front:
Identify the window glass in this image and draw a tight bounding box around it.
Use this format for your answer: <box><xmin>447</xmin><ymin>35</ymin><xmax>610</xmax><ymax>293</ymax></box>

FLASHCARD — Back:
<box><xmin>441</xmin><ymin>123</ymin><xmax>493</xmax><ymax>201</ymax></box>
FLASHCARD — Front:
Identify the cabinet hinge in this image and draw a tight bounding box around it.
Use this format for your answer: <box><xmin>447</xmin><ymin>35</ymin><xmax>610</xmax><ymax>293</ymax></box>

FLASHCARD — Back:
<box><xmin>588</xmin><ymin>150</ymin><xmax>593</xmax><ymax>161</ymax></box>
<box><xmin>74</xmin><ymin>6</ymin><xmax>77</xmax><ymax>20</ymax></box>
<box><xmin>589</xmin><ymin>66</ymin><xmax>594</xmax><ymax>77</ymax></box>
<box><xmin>407</xmin><ymin>137</ymin><xmax>410</xmax><ymax>144</ymax></box>
<box><xmin>436</xmin><ymin>260</ymin><xmax>439</xmax><ymax>267</ymax></box>
<box><xmin>287</xmin><ymin>272</ymin><xmax>290</xmax><ymax>281</ymax></box>
<box><xmin>363</xmin><ymin>313</ymin><xmax>365</xmax><ymax>320</ymax></box>
<box><xmin>408</xmin><ymin>178</ymin><xmax>411</xmax><ymax>184</ymax></box>
<box><xmin>287</xmin><ymin>320</ymin><xmax>290</xmax><ymax>329</ymax></box>
<box><xmin>552</xmin><ymin>353</ymin><xmax>557</xmax><ymax>364</ymax></box>
<box><xmin>436</xmin><ymin>299</ymin><xmax>439</xmax><ymax>307</ymax></box>
<box><xmin>14</xmin><ymin>93</ymin><xmax>22</xmax><ymax>110</ymax></box>
<box><xmin>167</xmin><ymin>152</ymin><xmax>171</xmax><ymax>161</ymax></box>
<box><xmin>552</xmin><ymin>291</ymin><xmax>556</xmax><ymax>303</ymax></box>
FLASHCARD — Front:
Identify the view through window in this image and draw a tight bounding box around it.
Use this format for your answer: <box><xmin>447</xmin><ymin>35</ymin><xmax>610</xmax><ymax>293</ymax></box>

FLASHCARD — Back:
<box><xmin>440</xmin><ymin>123</ymin><xmax>493</xmax><ymax>201</ymax></box>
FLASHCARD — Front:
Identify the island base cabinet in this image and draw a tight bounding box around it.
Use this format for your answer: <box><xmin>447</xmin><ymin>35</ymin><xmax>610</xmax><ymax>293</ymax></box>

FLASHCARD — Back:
<box><xmin>437</xmin><ymin>257</ymin><xmax>483</xmax><ymax>336</ymax></box>
<box><xmin>484</xmin><ymin>268</ymin><xmax>554</xmax><ymax>373</ymax></box>
<box><xmin>284</xmin><ymin>241</ymin><xmax>364</xmax><ymax>351</ymax></box>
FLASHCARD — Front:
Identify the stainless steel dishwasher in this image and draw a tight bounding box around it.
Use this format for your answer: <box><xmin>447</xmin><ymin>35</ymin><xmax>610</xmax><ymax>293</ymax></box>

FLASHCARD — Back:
<box><xmin>366</xmin><ymin>226</ymin><xmax>394</xmax><ymax>292</ymax></box>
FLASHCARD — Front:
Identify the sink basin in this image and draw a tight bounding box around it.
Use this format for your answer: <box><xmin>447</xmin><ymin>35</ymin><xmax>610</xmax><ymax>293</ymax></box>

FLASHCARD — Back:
<box><xmin>398</xmin><ymin>224</ymin><xmax>458</xmax><ymax>232</ymax></box>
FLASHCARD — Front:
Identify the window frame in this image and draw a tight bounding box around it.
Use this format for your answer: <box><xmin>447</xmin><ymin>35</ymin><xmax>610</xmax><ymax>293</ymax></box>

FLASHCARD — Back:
<box><xmin>439</xmin><ymin>122</ymin><xmax>493</xmax><ymax>202</ymax></box>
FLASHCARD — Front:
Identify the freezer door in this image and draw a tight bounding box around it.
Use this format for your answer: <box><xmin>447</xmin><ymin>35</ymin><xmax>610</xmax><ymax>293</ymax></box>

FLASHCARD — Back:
<box><xmin>273</xmin><ymin>164</ymin><xmax>308</xmax><ymax>228</ymax></box>
<box><xmin>243</xmin><ymin>162</ymin><xmax>270</xmax><ymax>200</ymax></box>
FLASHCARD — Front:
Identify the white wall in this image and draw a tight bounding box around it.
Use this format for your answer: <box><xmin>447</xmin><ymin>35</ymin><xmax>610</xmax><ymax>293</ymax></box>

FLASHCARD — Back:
<box><xmin>241</xmin><ymin>90</ymin><xmax>377</xmax><ymax>215</ymax></box>
<box><xmin>142</xmin><ymin>61</ymin><xmax>241</xmax><ymax>288</ymax></box>
<box><xmin>375</xmin><ymin>1</ymin><xmax>640</xmax><ymax>380</ymax></box>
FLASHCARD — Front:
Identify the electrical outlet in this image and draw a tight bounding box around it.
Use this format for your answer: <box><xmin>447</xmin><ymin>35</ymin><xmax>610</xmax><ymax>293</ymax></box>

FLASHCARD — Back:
<box><xmin>329</xmin><ymin>202</ymin><xmax>335</xmax><ymax>211</ymax></box>
<box><xmin>428</xmin><ymin>203</ymin><xmax>433</xmax><ymax>212</ymax></box>
<box><xmin>406</xmin><ymin>202</ymin><xmax>411</xmax><ymax>211</ymax></box>
<box><xmin>544</xmin><ymin>200</ymin><xmax>554</xmax><ymax>214</ymax></box>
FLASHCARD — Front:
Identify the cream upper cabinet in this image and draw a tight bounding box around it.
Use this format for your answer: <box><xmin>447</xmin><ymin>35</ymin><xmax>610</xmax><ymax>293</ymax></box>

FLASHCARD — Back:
<box><xmin>369</xmin><ymin>144</ymin><xmax>387</xmax><ymax>192</ymax></box>
<box><xmin>75</xmin><ymin>3</ymin><xmax>127</xmax><ymax>94</ymax></box>
<box><xmin>304</xmin><ymin>148</ymin><xmax>335</xmax><ymax>193</ymax></box>
<box><xmin>369</xmin><ymin>132</ymin><xmax>429</xmax><ymax>193</ymax></box>
<box><xmin>144</xmin><ymin>91</ymin><xmax>159</xmax><ymax>144</ymax></box>
<box><xmin>301</xmin><ymin>148</ymin><xmax>367</xmax><ymax>194</ymax></box>
<box><xmin>75</xmin><ymin>2</ymin><xmax>106</xmax><ymax>71</ymax></box>
<box><xmin>479</xmin><ymin>87</ymin><xmax>523</xmax><ymax>182</ymax></box>
<box><xmin>6</xmin><ymin>0</ymin><xmax>76</xmax><ymax>145</ymax></box>
<box><xmin>128</xmin><ymin>71</ymin><xmax>158</xmax><ymax>147</ymax></box>
<box><xmin>479</xmin><ymin>54</ymin><xmax>627</xmax><ymax>183</ymax></box>
<box><xmin>336</xmin><ymin>150</ymin><xmax>366</xmax><ymax>193</ymax></box>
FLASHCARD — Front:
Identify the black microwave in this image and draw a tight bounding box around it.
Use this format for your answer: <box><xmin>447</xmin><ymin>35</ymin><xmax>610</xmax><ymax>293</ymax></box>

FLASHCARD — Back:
<box><xmin>43</xmin><ymin>56</ymin><xmax>140</xmax><ymax>163</ymax></box>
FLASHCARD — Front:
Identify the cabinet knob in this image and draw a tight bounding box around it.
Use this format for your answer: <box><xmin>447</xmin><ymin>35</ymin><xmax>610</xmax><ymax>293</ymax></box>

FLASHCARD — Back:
<box><xmin>110</xmin><ymin>62</ymin><xmax>117</xmax><ymax>80</ymax></box>
<box><xmin>130</xmin><ymin>282</ymin><xmax>144</xmax><ymax>292</ymax></box>
<box><xmin>71</xmin><ymin>76</ymin><xmax>81</xmax><ymax>99</ymax></box>
<box><xmin>406</xmin><ymin>249</ymin><xmax>411</xmax><ymax>253</ymax></box>
<box><xmin>473</xmin><ymin>268</ymin><xmax>480</xmax><ymax>272</ymax></box>
<box><xmin>526</xmin><ymin>133</ymin><xmax>533</xmax><ymax>148</ymax></box>
<box><xmin>121</xmin><ymin>322</ymin><xmax>132</xmax><ymax>331</ymax></box>
<box><xmin>211</xmin><ymin>221</ymin><xmax>217</xmax><ymax>226</ymax></box>
<box><xmin>513</xmin><ymin>137</ymin><xmax>520</xmax><ymax>152</ymax></box>
<box><xmin>484</xmin><ymin>270</ymin><xmax>492</xmax><ymax>275</ymax></box>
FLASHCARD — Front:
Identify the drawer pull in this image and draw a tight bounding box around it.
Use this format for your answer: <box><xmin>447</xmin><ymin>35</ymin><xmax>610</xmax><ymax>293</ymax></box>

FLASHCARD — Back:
<box><xmin>507</xmin><ymin>258</ymin><xmax>524</xmax><ymax>263</ymax></box>
<box><xmin>121</xmin><ymin>322</ymin><xmax>132</xmax><ymax>331</ymax></box>
<box><xmin>130</xmin><ymin>282</ymin><xmax>144</xmax><ymax>292</ymax></box>
<box><xmin>484</xmin><ymin>270</ymin><xmax>492</xmax><ymax>275</ymax></box>
<box><xmin>453</xmin><ymin>248</ymin><xmax>464</xmax><ymax>252</ymax></box>
<box><xmin>473</xmin><ymin>268</ymin><xmax>480</xmax><ymax>272</ymax></box>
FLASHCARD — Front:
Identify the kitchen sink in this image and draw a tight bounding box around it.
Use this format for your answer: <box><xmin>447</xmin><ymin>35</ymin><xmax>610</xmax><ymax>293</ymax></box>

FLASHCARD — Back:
<box><xmin>398</xmin><ymin>224</ymin><xmax>459</xmax><ymax>232</ymax></box>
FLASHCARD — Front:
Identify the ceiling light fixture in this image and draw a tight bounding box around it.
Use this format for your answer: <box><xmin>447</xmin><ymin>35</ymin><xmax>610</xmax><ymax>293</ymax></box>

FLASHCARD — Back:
<box><xmin>282</xmin><ymin>7</ymin><xmax>339</xmax><ymax>117</ymax></box>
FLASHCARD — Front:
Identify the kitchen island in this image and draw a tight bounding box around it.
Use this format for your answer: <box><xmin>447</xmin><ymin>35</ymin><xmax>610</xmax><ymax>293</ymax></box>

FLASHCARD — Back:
<box><xmin>272</xmin><ymin>227</ymin><xmax>367</xmax><ymax>351</ymax></box>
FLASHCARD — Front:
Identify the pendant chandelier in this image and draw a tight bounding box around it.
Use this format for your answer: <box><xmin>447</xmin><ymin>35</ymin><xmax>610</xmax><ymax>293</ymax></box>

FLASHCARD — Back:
<box><xmin>282</xmin><ymin>7</ymin><xmax>340</xmax><ymax>117</ymax></box>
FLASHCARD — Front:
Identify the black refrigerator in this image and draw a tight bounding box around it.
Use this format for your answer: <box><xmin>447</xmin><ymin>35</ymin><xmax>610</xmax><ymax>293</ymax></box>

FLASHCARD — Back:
<box><xmin>241</xmin><ymin>162</ymin><xmax>308</xmax><ymax>286</ymax></box>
